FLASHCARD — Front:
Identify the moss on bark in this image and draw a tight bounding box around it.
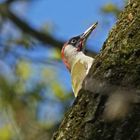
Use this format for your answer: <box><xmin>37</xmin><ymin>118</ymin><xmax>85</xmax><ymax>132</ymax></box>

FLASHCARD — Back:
<box><xmin>52</xmin><ymin>0</ymin><xmax>140</xmax><ymax>139</ymax></box>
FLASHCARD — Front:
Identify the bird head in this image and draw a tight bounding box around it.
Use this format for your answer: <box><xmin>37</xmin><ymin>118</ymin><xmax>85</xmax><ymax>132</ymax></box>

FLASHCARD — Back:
<box><xmin>61</xmin><ymin>22</ymin><xmax>98</xmax><ymax>71</ymax></box>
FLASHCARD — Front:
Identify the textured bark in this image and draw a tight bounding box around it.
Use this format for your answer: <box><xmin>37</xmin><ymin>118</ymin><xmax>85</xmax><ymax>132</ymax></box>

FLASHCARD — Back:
<box><xmin>52</xmin><ymin>0</ymin><xmax>140</xmax><ymax>139</ymax></box>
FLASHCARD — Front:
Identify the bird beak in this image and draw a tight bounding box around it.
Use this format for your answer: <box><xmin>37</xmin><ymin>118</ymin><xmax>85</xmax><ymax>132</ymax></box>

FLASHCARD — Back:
<box><xmin>81</xmin><ymin>22</ymin><xmax>98</xmax><ymax>41</ymax></box>
<box><xmin>78</xmin><ymin>22</ymin><xmax>98</xmax><ymax>51</ymax></box>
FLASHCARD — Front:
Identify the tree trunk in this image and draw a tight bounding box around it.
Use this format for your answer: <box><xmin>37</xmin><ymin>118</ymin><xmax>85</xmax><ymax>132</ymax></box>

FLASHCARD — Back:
<box><xmin>52</xmin><ymin>0</ymin><xmax>140</xmax><ymax>139</ymax></box>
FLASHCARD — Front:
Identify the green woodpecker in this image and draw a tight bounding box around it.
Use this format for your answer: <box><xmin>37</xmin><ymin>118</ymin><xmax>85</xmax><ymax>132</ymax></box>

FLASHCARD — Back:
<box><xmin>61</xmin><ymin>22</ymin><xmax>98</xmax><ymax>97</ymax></box>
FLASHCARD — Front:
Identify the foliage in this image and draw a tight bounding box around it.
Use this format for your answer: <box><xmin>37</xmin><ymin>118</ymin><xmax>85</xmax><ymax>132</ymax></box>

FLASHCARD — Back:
<box><xmin>0</xmin><ymin>1</ymin><xmax>73</xmax><ymax>139</ymax></box>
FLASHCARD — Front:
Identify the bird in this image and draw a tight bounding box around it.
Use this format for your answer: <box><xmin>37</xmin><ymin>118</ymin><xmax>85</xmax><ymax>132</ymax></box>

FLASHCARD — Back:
<box><xmin>61</xmin><ymin>22</ymin><xmax>98</xmax><ymax>97</ymax></box>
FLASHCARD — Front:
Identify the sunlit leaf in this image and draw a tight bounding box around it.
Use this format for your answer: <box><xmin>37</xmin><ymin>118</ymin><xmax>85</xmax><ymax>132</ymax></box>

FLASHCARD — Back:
<box><xmin>51</xmin><ymin>82</ymin><xmax>66</xmax><ymax>100</ymax></box>
<box><xmin>0</xmin><ymin>125</ymin><xmax>12</xmax><ymax>140</ymax></box>
<box><xmin>16</xmin><ymin>60</ymin><xmax>31</xmax><ymax>80</ymax></box>
<box><xmin>42</xmin><ymin>68</ymin><xmax>54</xmax><ymax>79</ymax></box>
<box><xmin>51</xmin><ymin>49</ymin><xmax>61</xmax><ymax>60</ymax></box>
<box><xmin>101</xmin><ymin>3</ymin><xmax>121</xmax><ymax>17</ymax></box>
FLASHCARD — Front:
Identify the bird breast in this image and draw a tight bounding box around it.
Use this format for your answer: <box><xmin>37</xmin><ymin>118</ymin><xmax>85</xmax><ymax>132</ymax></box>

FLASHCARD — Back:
<box><xmin>71</xmin><ymin>56</ymin><xmax>94</xmax><ymax>97</ymax></box>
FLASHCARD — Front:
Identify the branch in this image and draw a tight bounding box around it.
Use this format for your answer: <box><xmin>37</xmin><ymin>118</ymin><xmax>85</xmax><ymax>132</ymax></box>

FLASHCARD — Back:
<box><xmin>0</xmin><ymin>4</ymin><xmax>63</xmax><ymax>48</ymax></box>
<box><xmin>0</xmin><ymin>3</ymin><xmax>96</xmax><ymax>56</ymax></box>
<box><xmin>5</xmin><ymin>0</ymin><xmax>33</xmax><ymax>5</ymax></box>
<box><xmin>5</xmin><ymin>0</ymin><xmax>15</xmax><ymax>5</ymax></box>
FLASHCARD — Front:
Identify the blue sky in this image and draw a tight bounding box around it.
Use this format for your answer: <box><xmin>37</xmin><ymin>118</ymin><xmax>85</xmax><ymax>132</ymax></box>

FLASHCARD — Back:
<box><xmin>26</xmin><ymin>0</ymin><xmax>110</xmax><ymax>52</ymax></box>
<box><xmin>13</xmin><ymin>0</ymin><xmax>125</xmax><ymax>52</ymax></box>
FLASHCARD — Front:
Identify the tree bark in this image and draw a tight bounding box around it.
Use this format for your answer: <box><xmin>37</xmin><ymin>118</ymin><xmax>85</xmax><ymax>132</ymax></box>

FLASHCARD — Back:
<box><xmin>52</xmin><ymin>0</ymin><xmax>140</xmax><ymax>139</ymax></box>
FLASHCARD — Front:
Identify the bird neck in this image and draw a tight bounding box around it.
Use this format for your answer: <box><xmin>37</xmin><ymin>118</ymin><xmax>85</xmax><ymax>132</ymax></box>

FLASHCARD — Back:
<box><xmin>62</xmin><ymin>44</ymin><xmax>87</xmax><ymax>70</ymax></box>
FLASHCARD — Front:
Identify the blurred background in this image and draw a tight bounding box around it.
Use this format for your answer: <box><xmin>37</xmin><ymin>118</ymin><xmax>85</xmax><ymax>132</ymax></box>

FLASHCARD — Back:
<box><xmin>0</xmin><ymin>0</ymin><xmax>127</xmax><ymax>139</ymax></box>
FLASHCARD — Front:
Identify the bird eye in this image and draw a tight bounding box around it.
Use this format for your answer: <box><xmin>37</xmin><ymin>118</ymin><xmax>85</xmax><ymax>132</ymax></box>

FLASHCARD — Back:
<box><xmin>71</xmin><ymin>39</ymin><xmax>77</xmax><ymax>44</ymax></box>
